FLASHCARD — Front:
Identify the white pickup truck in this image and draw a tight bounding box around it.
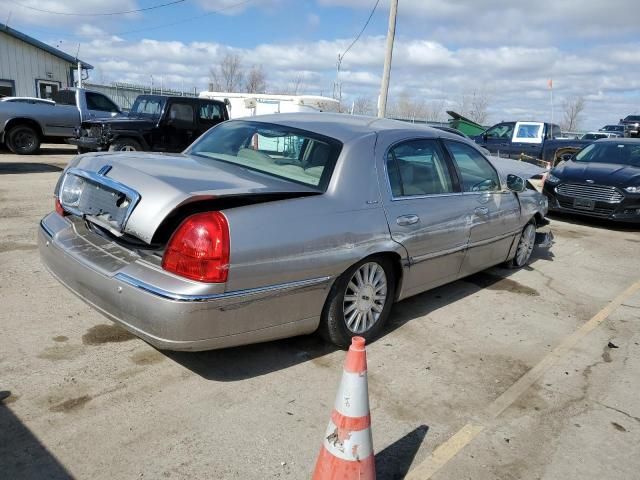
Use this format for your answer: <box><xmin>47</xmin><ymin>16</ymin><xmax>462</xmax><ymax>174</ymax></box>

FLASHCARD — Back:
<box><xmin>0</xmin><ymin>88</ymin><xmax>121</xmax><ymax>154</ymax></box>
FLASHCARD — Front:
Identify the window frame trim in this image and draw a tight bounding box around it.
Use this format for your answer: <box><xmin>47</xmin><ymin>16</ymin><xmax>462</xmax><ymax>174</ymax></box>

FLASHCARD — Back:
<box><xmin>441</xmin><ymin>138</ymin><xmax>504</xmax><ymax>194</ymax></box>
<box><xmin>383</xmin><ymin>136</ymin><xmax>462</xmax><ymax>201</ymax></box>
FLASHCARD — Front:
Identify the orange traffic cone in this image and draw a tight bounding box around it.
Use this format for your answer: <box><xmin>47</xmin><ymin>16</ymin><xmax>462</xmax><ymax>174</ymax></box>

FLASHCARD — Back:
<box><xmin>312</xmin><ymin>336</ymin><xmax>375</xmax><ymax>479</ymax></box>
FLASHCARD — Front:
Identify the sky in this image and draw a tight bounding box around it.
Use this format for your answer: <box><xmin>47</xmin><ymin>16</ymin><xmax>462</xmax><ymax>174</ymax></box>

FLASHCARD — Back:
<box><xmin>2</xmin><ymin>0</ymin><xmax>639</xmax><ymax>129</ymax></box>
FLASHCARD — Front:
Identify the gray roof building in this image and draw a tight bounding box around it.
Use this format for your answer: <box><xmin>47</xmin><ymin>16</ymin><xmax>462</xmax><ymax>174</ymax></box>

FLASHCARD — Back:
<box><xmin>0</xmin><ymin>23</ymin><xmax>93</xmax><ymax>99</ymax></box>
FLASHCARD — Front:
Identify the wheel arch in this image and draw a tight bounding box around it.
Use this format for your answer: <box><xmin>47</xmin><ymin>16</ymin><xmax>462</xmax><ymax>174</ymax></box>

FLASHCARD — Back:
<box><xmin>111</xmin><ymin>134</ymin><xmax>149</xmax><ymax>150</ymax></box>
<box><xmin>4</xmin><ymin>117</ymin><xmax>44</xmax><ymax>138</ymax></box>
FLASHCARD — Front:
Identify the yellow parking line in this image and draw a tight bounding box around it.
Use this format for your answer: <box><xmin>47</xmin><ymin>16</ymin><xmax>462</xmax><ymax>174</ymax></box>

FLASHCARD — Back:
<box><xmin>405</xmin><ymin>279</ymin><xmax>640</xmax><ymax>480</ymax></box>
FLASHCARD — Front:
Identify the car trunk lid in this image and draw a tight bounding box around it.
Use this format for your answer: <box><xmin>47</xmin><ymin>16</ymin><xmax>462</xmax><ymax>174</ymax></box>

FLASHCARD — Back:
<box><xmin>64</xmin><ymin>151</ymin><xmax>320</xmax><ymax>244</ymax></box>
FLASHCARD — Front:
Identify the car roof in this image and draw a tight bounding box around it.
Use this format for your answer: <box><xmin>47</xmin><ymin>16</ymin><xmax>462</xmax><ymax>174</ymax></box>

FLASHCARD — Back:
<box><xmin>594</xmin><ymin>138</ymin><xmax>640</xmax><ymax>144</ymax></box>
<box><xmin>236</xmin><ymin>112</ymin><xmax>463</xmax><ymax>143</ymax></box>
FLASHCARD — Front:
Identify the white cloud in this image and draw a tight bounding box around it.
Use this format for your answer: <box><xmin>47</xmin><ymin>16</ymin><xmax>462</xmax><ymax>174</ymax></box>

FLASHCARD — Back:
<box><xmin>64</xmin><ymin>32</ymin><xmax>640</xmax><ymax>129</ymax></box>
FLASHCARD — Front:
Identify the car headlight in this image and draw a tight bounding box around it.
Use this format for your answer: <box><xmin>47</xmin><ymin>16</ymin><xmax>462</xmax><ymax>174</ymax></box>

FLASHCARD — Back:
<box><xmin>625</xmin><ymin>186</ymin><xmax>640</xmax><ymax>193</ymax></box>
<box><xmin>60</xmin><ymin>174</ymin><xmax>85</xmax><ymax>207</ymax></box>
<box><xmin>546</xmin><ymin>173</ymin><xmax>561</xmax><ymax>184</ymax></box>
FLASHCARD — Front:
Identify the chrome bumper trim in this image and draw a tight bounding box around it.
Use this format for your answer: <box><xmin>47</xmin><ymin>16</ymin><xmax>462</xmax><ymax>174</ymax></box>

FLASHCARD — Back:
<box><xmin>114</xmin><ymin>272</ymin><xmax>332</xmax><ymax>303</ymax></box>
<box><xmin>40</xmin><ymin>218</ymin><xmax>55</xmax><ymax>238</ymax></box>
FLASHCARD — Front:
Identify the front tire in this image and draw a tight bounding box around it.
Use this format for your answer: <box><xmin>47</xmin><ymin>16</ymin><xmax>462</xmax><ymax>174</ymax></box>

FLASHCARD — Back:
<box><xmin>319</xmin><ymin>256</ymin><xmax>396</xmax><ymax>348</ymax></box>
<box><xmin>507</xmin><ymin>220</ymin><xmax>536</xmax><ymax>268</ymax></box>
<box><xmin>109</xmin><ymin>138</ymin><xmax>142</xmax><ymax>152</ymax></box>
<box><xmin>6</xmin><ymin>125</ymin><xmax>41</xmax><ymax>155</ymax></box>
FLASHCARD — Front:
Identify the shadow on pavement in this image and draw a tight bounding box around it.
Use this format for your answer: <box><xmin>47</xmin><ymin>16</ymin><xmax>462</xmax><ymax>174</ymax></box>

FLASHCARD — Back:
<box><xmin>375</xmin><ymin>425</ymin><xmax>429</xmax><ymax>479</ymax></box>
<box><xmin>165</xmin><ymin>251</ymin><xmax>552</xmax><ymax>381</ymax></box>
<box><xmin>549</xmin><ymin>212</ymin><xmax>640</xmax><ymax>232</ymax></box>
<box><xmin>0</xmin><ymin>391</ymin><xmax>73</xmax><ymax>479</ymax></box>
<box><xmin>165</xmin><ymin>334</ymin><xmax>337</xmax><ymax>382</ymax></box>
<box><xmin>0</xmin><ymin>162</ymin><xmax>64</xmax><ymax>174</ymax></box>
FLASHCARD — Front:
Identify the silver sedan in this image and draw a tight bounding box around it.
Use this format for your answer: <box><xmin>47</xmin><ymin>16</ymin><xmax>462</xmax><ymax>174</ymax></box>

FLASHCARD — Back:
<box><xmin>39</xmin><ymin>113</ymin><xmax>550</xmax><ymax>351</ymax></box>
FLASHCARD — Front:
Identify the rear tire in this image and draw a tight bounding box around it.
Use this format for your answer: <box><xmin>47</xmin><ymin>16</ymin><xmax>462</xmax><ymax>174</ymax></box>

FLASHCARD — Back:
<box><xmin>109</xmin><ymin>138</ymin><xmax>142</xmax><ymax>152</ymax></box>
<box><xmin>507</xmin><ymin>220</ymin><xmax>537</xmax><ymax>268</ymax></box>
<box><xmin>6</xmin><ymin>125</ymin><xmax>40</xmax><ymax>155</ymax></box>
<box><xmin>319</xmin><ymin>256</ymin><xmax>396</xmax><ymax>348</ymax></box>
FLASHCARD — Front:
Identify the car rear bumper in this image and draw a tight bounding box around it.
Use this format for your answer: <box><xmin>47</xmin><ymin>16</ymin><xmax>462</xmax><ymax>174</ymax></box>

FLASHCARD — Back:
<box><xmin>38</xmin><ymin>213</ymin><xmax>330</xmax><ymax>351</ymax></box>
<box><xmin>544</xmin><ymin>186</ymin><xmax>640</xmax><ymax>223</ymax></box>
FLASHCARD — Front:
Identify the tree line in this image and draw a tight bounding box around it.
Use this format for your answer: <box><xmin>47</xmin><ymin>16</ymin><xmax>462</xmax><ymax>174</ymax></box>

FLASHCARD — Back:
<box><xmin>210</xmin><ymin>53</ymin><xmax>588</xmax><ymax>130</ymax></box>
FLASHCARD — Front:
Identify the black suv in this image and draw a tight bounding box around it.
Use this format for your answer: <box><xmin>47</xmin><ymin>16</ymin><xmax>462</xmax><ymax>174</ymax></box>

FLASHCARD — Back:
<box><xmin>69</xmin><ymin>95</ymin><xmax>228</xmax><ymax>153</ymax></box>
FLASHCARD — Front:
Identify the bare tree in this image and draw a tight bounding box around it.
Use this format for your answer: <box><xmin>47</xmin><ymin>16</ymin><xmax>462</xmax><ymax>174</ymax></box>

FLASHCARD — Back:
<box><xmin>560</xmin><ymin>96</ymin><xmax>586</xmax><ymax>132</ymax></box>
<box><xmin>352</xmin><ymin>96</ymin><xmax>375</xmax><ymax>115</ymax></box>
<box><xmin>288</xmin><ymin>73</ymin><xmax>306</xmax><ymax>95</ymax></box>
<box><xmin>244</xmin><ymin>65</ymin><xmax>267</xmax><ymax>93</ymax></box>
<box><xmin>209</xmin><ymin>53</ymin><xmax>244</xmax><ymax>92</ymax></box>
<box><xmin>458</xmin><ymin>90</ymin><xmax>491</xmax><ymax>124</ymax></box>
<box><xmin>425</xmin><ymin>100</ymin><xmax>446</xmax><ymax>123</ymax></box>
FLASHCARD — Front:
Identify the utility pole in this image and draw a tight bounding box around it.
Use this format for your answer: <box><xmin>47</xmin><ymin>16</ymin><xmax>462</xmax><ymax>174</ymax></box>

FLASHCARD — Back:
<box><xmin>378</xmin><ymin>0</ymin><xmax>398</xmax><ymax>118</ymax></box>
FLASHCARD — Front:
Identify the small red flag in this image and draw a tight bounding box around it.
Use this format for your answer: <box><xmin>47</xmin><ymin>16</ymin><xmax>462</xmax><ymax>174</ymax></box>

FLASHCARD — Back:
<box><xmin>548</xmin><ymin>79</ymin><xmax>553</xmax><ymax>89</ymax></box>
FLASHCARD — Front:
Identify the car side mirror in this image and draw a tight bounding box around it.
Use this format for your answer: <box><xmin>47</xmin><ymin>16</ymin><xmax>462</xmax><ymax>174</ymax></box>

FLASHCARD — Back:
<box><xmin>506</xmin><ymin>174</ymin><xmax>526</xmax><ymax>193</ymax></box>
<box><xmin>560</xmin><ymin>153</ymin><xmax>573</xmax><ymax>162</ymax></box>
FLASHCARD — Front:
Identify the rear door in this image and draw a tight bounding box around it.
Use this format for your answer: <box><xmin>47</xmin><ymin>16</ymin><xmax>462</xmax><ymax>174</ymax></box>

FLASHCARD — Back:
<box><xmin>442</xmin><ymin>140</ymin><xmax>522</xmax><ymax>275</ymax></box>
<box><xmin>378</xmin><ymin>134</ymin><xmax>471</xmax><ymax>297</ymax></box>
<box><xmin>160</xmin><ymin>101</ymin><xmax>196</xmax><ymax>152</ymax></box>
<box><xmin>196</xmin><ymin>101</ymin><xmax>225</xmax><ymax>137</ymax></box>
<box><xmin>509</xmin><ymin>122</ymin><xmax>545</xmax><ymax>159</ymax></box>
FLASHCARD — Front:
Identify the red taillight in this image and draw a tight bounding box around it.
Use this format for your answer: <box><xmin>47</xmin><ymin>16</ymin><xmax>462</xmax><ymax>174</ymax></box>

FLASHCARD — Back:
<box><xmin>161</xmin><ymin>211</ymin><xmax>230</xmax><ymax>283</ymax></box>
<box><xmin>55</xmin><ymin>198</ymin><xmax>68</xmax><ymax>216</ymax></box>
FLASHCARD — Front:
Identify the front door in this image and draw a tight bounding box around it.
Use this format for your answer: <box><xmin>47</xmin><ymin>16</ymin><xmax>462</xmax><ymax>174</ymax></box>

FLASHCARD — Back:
<box><xmin>481</xmin><ymin>122</ymin><xmax>515</xmax><ymax>156</ymax></box>
<box><xmin>442</xmin><ymin>140</ymin><xmax>522</xmax><ymax>275</ymax></box>
<box><xmin>379</xmin><ymin>136</ymin><xmax>471</xmax><ymax>297</ymax></box>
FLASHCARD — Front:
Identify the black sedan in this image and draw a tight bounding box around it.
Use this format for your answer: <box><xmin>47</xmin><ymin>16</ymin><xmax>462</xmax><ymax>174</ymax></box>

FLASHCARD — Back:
<box><xmin>543</xmin><ymin>139</ymin><xmax>640</xmax><ymax>223</ymax></box>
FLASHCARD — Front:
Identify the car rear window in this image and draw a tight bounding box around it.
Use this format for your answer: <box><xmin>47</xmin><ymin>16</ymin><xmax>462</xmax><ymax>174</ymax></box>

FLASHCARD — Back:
<box><xmin>186</xmin><ymin>120</ymin><xmax>342</xmax><ymax>191</ymax></box>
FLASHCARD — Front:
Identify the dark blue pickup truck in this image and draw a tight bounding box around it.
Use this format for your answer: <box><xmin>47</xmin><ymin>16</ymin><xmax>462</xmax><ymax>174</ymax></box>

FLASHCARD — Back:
<box><xmin>473</xmin><ymin>121</ymin><xmax>593</xmax><ymax>166</ymax></box>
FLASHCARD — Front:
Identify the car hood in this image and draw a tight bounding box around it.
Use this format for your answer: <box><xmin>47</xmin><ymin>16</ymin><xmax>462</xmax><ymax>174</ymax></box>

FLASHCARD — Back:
<box><xmin>67</xmin><ymin>152</ymin><xmax>319</xmax><ymax>243</ymax></box>
<box><xmin>553</xmin><ymin>161</ymin><xmax>640</xmax><ymax>188</ymax></box>
<box><xmin>488</xmin><ymin>156</ymin><xmax>546</xmax><ymax>179</ymax></box>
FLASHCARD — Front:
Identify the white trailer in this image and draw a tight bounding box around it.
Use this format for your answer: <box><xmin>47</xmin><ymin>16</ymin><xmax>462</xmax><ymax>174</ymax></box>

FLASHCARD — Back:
<box><xmin>198</xmin><ymin>91</ymin><xmax>339</xmax><ymax>119</ymax></box>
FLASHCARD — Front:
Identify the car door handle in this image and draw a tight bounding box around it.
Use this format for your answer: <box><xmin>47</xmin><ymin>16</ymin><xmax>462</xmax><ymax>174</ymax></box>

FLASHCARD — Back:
<box><xmin>474</xmin><ymin>207</ymin><xmax>489</xmax><ymax>217</ymax></box>
<box><xmin>397</xmin><ymin>214</ymin><xmax>419</xmax><ymax>226</ymax></box>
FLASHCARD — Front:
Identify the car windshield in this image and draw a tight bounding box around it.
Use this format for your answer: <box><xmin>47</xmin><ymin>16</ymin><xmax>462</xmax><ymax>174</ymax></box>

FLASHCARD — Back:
<box><xmin>186</xmin><ymin>120</ymin><xmax>342</xmax><ymax>190</ymax></box>
<box><xmin>574</xmin><ymin>142</ymin><xmax>640</xmax><ymax>167</ymax></box>
<box><xmin>601</xmin><ymin>125</ymin><xmax>623</xmax><ymax>132</ymax></box>
<box><xmin>624</xmin><ymin>116</ymin><xmax>640</xmax><ymax>122</ymax></box>
<box><xmin>129</xmin><ymin>96</ymin><xmax>166</xmax><ymax>118</ymax></box>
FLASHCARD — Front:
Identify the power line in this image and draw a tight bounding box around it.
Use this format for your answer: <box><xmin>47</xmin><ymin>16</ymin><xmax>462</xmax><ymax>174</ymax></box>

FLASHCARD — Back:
<box><xmin>339</xmin><ymin>0</ymin><xmax>380</xmax><ymax>63</ymax></box>
<box><xmin>111</xmin><ymin>0</ymin><xmax>256</xmax><ymax>36</ymax></box>
<box><xmin>11</xmin><ymin>0</ymin><xmax>186</xmax><ymax>17</ymax></box>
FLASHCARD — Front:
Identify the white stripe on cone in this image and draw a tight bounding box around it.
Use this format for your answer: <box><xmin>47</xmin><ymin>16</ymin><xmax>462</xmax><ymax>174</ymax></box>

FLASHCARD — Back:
<box><xmin>333</xmin><ymin>371</ymin><xmax>370</xmax><ymax>418</ymax></box>
<box><xmin>322</xmin><ymin>419</ymin><xmax>374</xmax><ymax>462</ymax></box>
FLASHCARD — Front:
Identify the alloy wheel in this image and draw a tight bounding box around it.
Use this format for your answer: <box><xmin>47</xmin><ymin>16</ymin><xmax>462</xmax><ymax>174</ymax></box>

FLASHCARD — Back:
<box><xmin>343</xmin><ymin>262</ymin><xmax>388</xmax><ymax>334</ymax></box>
<box><xmin>516</xmin><ymin>224</ymin><xmax>536</xmax><ymax>266</ymax></box>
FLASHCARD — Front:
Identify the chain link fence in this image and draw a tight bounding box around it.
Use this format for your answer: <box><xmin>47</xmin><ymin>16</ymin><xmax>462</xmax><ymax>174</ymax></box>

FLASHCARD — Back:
<box><xmin>84</xmin><ymin>82</ymin><xmax>200</xmax><ymax>110</ymax></box>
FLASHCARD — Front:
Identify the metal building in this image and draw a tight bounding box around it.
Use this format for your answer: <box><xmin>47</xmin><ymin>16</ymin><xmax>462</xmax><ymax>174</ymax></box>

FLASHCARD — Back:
<box><xmin>0</xmin><ymin>23</ymin><xmax>92</xmax><ymax>99</ymax></box>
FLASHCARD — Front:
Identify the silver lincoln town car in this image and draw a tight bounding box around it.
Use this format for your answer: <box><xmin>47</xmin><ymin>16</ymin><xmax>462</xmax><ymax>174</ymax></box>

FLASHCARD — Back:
<box><xmin>39</xmin><ymin>113</ymin><xmax>551</xmax><ymax>351</ymax></box>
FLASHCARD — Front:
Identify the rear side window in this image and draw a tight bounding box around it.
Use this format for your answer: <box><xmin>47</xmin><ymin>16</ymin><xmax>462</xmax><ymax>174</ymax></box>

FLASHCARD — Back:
<box><xmin>168</xmin><ymin>103</ymin><xmax>194</xmax><ymax>123</ymax></box>
<box><xmin>386</xmin><ymin>139</ymin><xmax>455</xmax><ymax>197</ymax></box>
<box><xmin>52</xmin><ymin>90</ymin><xmax>76</xmax><ymax>105</ymax></box>
<box><xmin>444</xmin><ymin>141</ymin><xmax>500</xmax><ymax>192</ymax></box>
<box><xmin>86</xmin><ymin>92</ymin><xmax>120</xmax><ymax>112</ymax></box>
<box><xmin>199</xmin><ymin>102</ymin><xmax>224</xmax><ymax>121</ymax></box>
